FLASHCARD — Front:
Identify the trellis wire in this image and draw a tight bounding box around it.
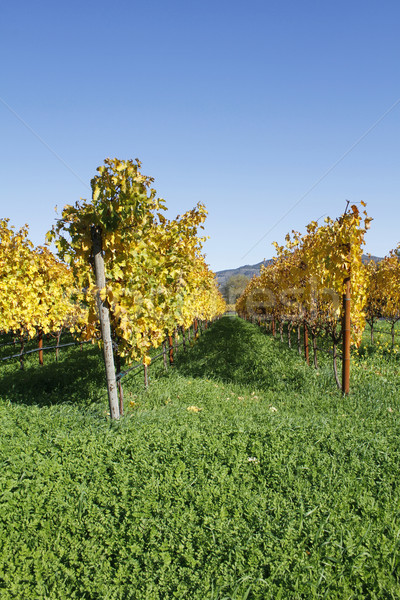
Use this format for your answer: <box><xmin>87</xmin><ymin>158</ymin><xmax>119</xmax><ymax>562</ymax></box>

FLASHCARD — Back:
<box><xmin>117</xmin><ymin>340</ymin><xmax>186</xmax><ymax>381</ymax></box>
<box><xmin>0</xmin><ymin>340</ymin><xmax>92</xmax><ymax>362</ymax></box>
<box><xmin>0</xmin><ymin>320</ymin><xmax>206</xmax><ymax>391</ymax></box>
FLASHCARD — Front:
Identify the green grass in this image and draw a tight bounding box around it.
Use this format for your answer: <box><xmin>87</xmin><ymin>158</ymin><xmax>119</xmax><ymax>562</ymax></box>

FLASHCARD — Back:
<box><xmin>0</xmin><ymin>317</ymin><xmax>400</xmax><ymax>599</ymax></box>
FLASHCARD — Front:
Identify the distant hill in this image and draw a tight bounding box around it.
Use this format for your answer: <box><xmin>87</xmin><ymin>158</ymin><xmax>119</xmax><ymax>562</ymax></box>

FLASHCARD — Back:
<box><xmin>215</xmin><ymin>260</ymin><xmax>271</xmax><ymax>288</ymax></box>
<box><xmin>216</xmin><ymin>254</ymin><xmax>383</xmax><ymax>288</ymax></box>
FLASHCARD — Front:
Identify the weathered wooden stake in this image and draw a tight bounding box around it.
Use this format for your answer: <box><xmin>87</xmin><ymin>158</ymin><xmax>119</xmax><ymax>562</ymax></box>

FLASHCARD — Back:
<box><xmin>162</xmin><ymin>340</ymin><xmax>167</xmax><ymax>370</ymax></box>
<box><xmin>144</xmin><ymin>363</ymin><xmax>148</xmax><ymax>389</ymax></box>
<box><xmin>38</xmin><ymin>331</ymin><xmax>44</xmax><ymax>365</ymax></box>
<box><xmin>19</xmin><ymin>337</ymin><xmax>25</xmax><ymax>370</ymax></box>
<box><xmin>303</xmin><ymin>321</ymin><xmax>310</xmax><ymax>365</ymax></box>
<box><xmin>342</xmin><ymin>277</ymin><xmax>351</xmax><ymax>395</ymax></box>
<box><xmin>56</xmin><ymin>330</ymin><xmax>62</xmax><ymax>361</ymax></box>
<box><xmin>91</xmin><ymin>225</ymin><xmax>120</xmax><ymax>420</ymax></box>
<box><xmin>182</xmin><ymin>327</ymin><xmax>186</xmax><ymax>351</ymax></box>
<box><xmin>312</xmin><ymin>332</ymin><xmax>318</xmax><ymax>369</ymax></box>
<box><xmin>115</xmin><ymin>351</ymin><xmax>124</xmax><ymax>416</ymax></box>
<box><xmin>168</xmin><ymin>335</ymin><xmax>174</xmax><ymax>365</ymax></box>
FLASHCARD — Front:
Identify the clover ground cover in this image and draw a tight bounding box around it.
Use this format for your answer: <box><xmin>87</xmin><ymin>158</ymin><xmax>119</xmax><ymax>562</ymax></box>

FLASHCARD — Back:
<box><xmin>0</xmin><ymin>317</ymin><xmax>399</xmax><ymax>599</ymax></box>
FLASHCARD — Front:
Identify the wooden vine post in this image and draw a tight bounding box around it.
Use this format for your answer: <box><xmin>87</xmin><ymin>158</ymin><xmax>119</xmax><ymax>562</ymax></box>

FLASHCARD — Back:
<box><xmin>174</xmin><ymin>329</ymin><xmax>178</xmax><ymax>353</ymax></box>
<box><xmin>162</xmin><ymin>340</ymin><xmax>167</xmax><ymax>370</ymax></box>
<box><xmin>38</xmin><ymin>331</ymin><xmax>44</xmax><ymax>366</ymax></box>
<box><xmin>168</xmin><ymin>334</ymin><xmax>174</xmax><ymax>365</ymax></box>
<box><xmin>91</xmin><ymin>225</ymin><xmax>120</xmax><ymax>420</ymax></box>
<box><xmin>182</xmin><ymin>327</ymin><xmax>186</xmax><ymax>351</ymax></box>
<box><xmin>114</xmin><ymin>351</ymin><xmax>124</xmax><ymax>416</ymax></box>
<box><xmin>19</xmin><ymin>336</ymin><xmax>25</xmax><ymax>370</ymax></box>
<box><xmin>303</xmin><ymin>321</ymin><xmax>310</xmax><ymax>365</ymax></box>
<box><xmin>55</xmin><ymin>330</ymin><xmax>62</xmax><ymax>361</ymax></box>
<box><xmin>342</xmin><ymin>276</ymin><xmax>351</xmax><ymax>395</ymax></box>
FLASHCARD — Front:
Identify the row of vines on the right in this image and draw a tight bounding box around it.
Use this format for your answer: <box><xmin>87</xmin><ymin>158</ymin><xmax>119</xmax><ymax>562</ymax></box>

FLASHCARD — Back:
<box><xmin>236</xmin><ymin>202</ymin><xmax>400</xmax><ymax>393</ymax></box>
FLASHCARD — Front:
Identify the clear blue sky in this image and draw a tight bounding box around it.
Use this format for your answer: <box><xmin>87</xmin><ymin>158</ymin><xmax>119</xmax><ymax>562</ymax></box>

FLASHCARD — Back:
<box><xmin>1</xmin><ymin>0</ymin><xmax>399</xmax><ymax>272</ymax></box>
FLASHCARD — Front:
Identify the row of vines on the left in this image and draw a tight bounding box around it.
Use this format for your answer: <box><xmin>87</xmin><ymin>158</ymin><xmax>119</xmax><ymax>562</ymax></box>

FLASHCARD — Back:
<box><xmin>0</xmin><ymin>218</ymin><xmax>86</xmax><ymax>367</ymax></box>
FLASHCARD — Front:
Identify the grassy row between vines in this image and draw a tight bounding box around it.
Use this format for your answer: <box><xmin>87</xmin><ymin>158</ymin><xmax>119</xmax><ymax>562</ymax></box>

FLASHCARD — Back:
<box><xmin>0</xmin><ymin>316</ymin><xmax>399</xmax><ymax>599</ymax></box>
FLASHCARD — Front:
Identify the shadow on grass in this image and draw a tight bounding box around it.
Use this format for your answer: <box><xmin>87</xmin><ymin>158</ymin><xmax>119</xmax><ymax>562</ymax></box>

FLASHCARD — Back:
<box><xmin>0</xmin><ymin>345</ymin><xmax>107</xmax><ymax>408</ymax></box>
<box><xmin>175</xmin><ymin>316</ymin><xmax>307</xmax><ymax>391</ymax></box>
